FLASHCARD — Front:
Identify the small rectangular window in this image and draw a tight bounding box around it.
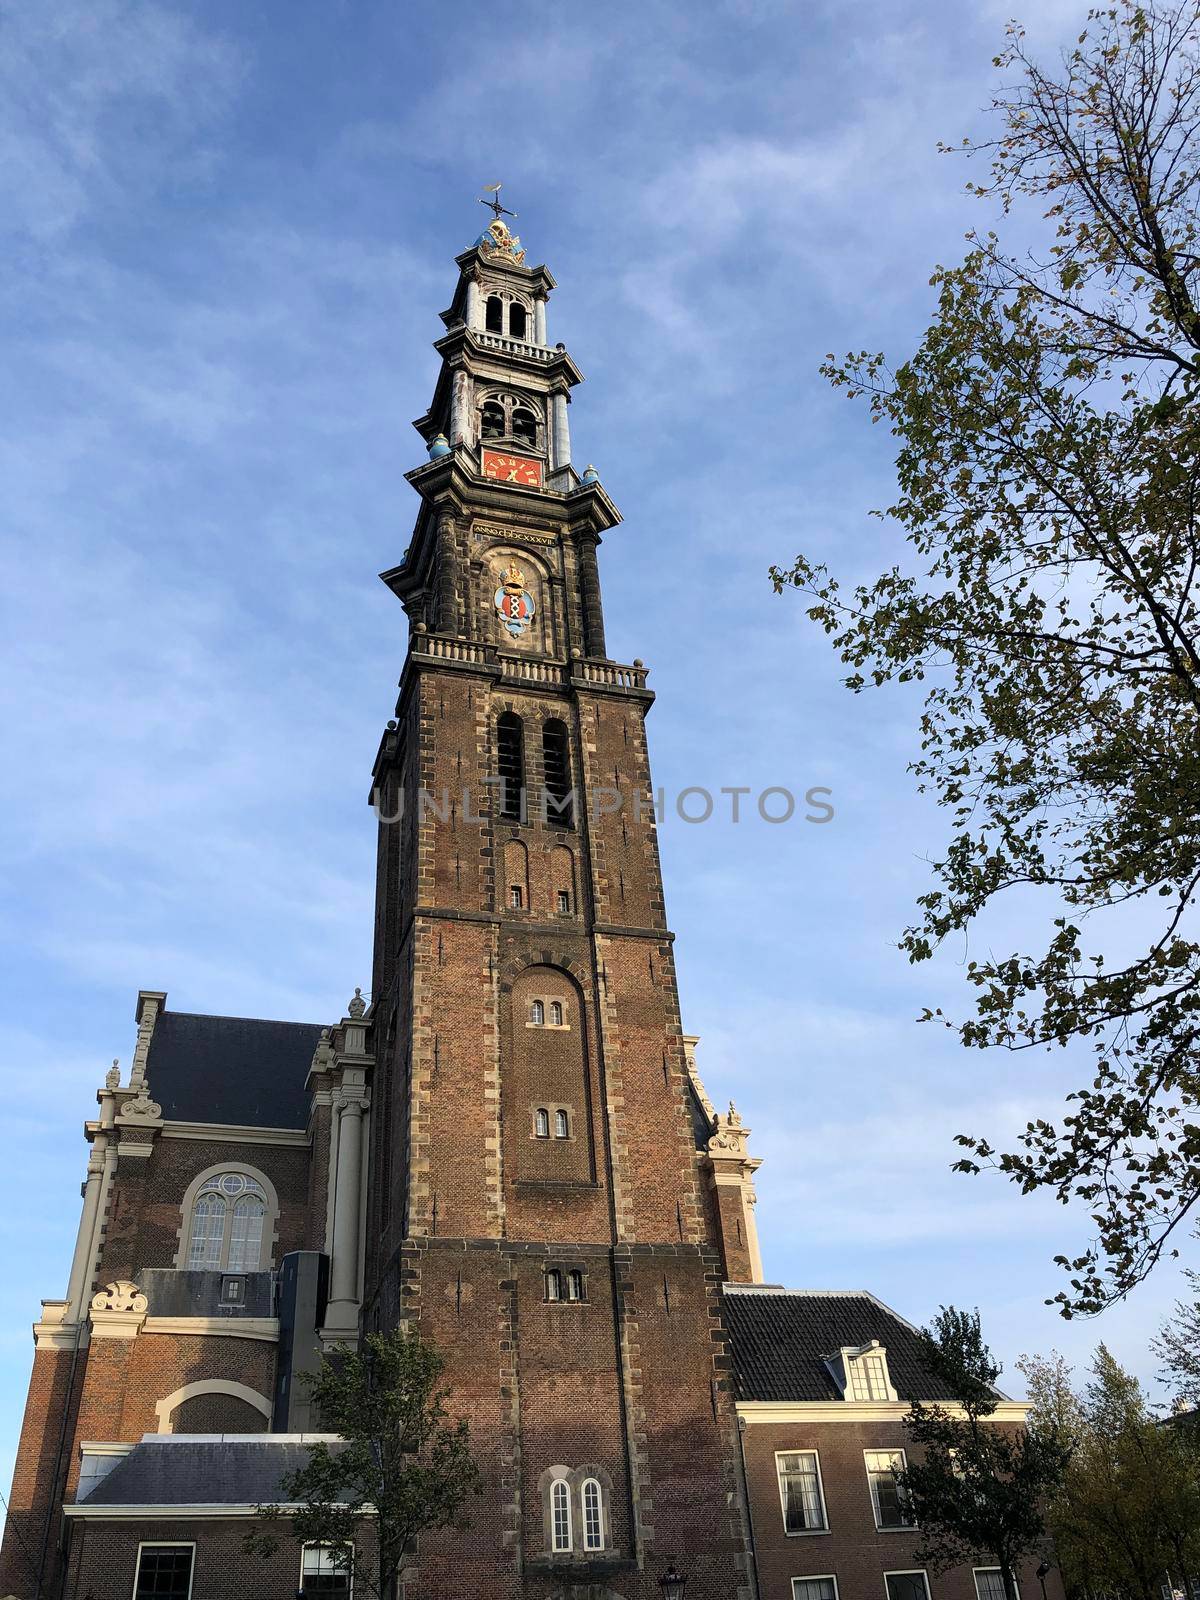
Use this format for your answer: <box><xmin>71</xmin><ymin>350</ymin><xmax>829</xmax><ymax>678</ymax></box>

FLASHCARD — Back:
<box><xmin>791</xmin><ymin>1580</ymin><xmax>837</xmax><ymax>1600</ymax></box>
<box><xmin>776</xmin><ymin>1451</ymin><xmax>827</xmax><ymax>1533</ymax></box>
<box><xmin>866</xmin><ymin>1450</ymin><xmax>911</xmax><ymax>1529</ymax></box>
<box><xmin>567</xmin><ymin>1269</ymin><xmax>585</xmax><ymax>1301</ymax></box>
<box><xmin>557</xmin><ymin>890</ymin><xmax>571</xmax><ymax>914</ymax></box>
<box><xmin>301</xmin><ymin>1543</ymin><xmax>353</xmax><ymax>1596</ymax></box>
<box><xmin>850</xmin><ymin>1353</ymin><xmax>889</xmax><ymax>1400</ymax></box>
<box><xmin>134</xmin><ymin>1544</ymin><xmax>194</xmax><ymax>1599</ymax></box>
<box><xmin>510</xmin><ymin>885</ymin><xmax>523</xmax><ymax>909</ymax></box>
<box><xmin>885</xmin><ymin>1575</ymin><xmax>930</xmax><ymax>1600</ymax></box>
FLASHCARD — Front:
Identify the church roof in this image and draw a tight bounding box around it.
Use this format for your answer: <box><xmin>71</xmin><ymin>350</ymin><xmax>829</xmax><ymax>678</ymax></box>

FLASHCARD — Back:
<box><xmin>77</xmin><ymin>1436</ymin><xmax>352</xmax><ymax>1508</ymax></box>
<box><xmin>147</xmin><ymin>1010</ymin><xmax>325</xmax><ymax>1129</ymax></box>
<box><xmin>722</xmin><ymin>1286</ymin><xmax>960</xmax><ymax>1403</ymax></box>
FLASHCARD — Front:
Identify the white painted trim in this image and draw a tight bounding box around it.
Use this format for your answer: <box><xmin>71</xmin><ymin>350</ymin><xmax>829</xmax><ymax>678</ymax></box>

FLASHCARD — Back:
<box><xmin>864</xmin><ymin>1447</ymin><xmax>911</xmax><ymax>1532</ymax></box>
<box><xmin>79</xmin><ymin>1441</ymin><xmax>137</xmax><ymax>1458</ymax></box>
<box><xmin>161</xmin><ymin>1121</ymin><xmax>310</xmax><ymax>1147</ymax></box>
<box><xmin>774</xmin><ymin>1448</ymin><xmax>829</xmax><ymax>1536</ymax></box>
<box><xmin>790</xmin><ymin>1575</ymin><xmax>839</xmax><ymax>1600</ymax></box>
<box><xmin>738</xmin><ymin>1401</ymin><xmax>1029</xmax><ymax>1424</ymax></box>
<box><xmin>65</xmin><ymin>1502</ymin><xmax>377</xmax><ymax>1520</ymax></box>
<box><xmin>974</xmin><ymin>1569</ymin><xmax>1020</xmax><ymax>1600</ymax></box>
<box><xmin>134</xmin><ymin>1540</ymin><xmax>196</xmax><ymax>1600</ymax></box>
<box><xmin>154</xmin><ymin>1379</ymin><xmax>273</xmax><ymax>1434</ymax></box>
<box><xmin>142</xmin><ymin>1317</ymin><xmax>280</xmax><ymax>1342</ymax></box>
<box><xmin>301</xmin><ymin>1541</ymin><xmax>356</xmax><ymax>1597</ymax></box>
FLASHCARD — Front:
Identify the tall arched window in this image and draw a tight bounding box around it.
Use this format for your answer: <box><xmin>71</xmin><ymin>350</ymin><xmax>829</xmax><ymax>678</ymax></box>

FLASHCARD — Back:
<box><xmin>542</xmin><ymin>721</ymin><xmax>574</xmax><ymax>829</ymax></box>
<box><xmin>184</xmin><ymin>1172</ymin><xmax>269</xmax><ymax>1271</ymax></box>
<box><xmin>546</xmin><ymin>1269</ymin><xmax>563</xmax><ymax>1303</ymax></box>
<box><xmin>535</xmin><ymin>1108</ymin><xmax>550</xmax><ymax>1138</ymax></box>
<box><xmin>550</xmin><ymin>1479</ymin><xmax>572</xmax><ymax>1551</ymax></box>
<box><xmin>549</xmin><ymin>1001</ymin><xmax>564</xmax><ymax>1027</ymax></box>
<box><xmin>509</xmin><ymin>301</ymin><xmax>528</xmax><ymax>339</ymax></box>
<box><xmin>497</xmin><ymin>713</ymin><xmax>524</xmax><ymax>821</ymax></box>
<box><xmin>530</xmin><ymin>999</ymin><xmax>545</xmax><ymax>1025</ymax></box>
<box><xmin>581</xmin><ymin>1478</ymin><xmax>603</xmax><ymax>1549</ymax></box>
<box><xmin>512</xmin><ymin>406</ymin><xmax>537</xmax><ymax>447</ymax></box>
<box><xmin>481</xmin><ymin>400</ymin><xmax>505</xmax><ymax>439</ymax></box>
<box><xmin>555</xmin><ymin>1109</ymin><xmax>569</xmax><ymax>1139</ymax></box>
<box><xmin>485</xmin><ymin>296</ymin><xmax>504</xmax><ymax>333</ymax></box>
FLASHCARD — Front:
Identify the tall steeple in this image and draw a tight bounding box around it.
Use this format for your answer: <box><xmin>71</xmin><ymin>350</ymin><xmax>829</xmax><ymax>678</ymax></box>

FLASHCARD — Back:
<box><xmin>363</xmin><ymin>207</ymin><xmax>758</xmax><ymax>1600</ymax></box>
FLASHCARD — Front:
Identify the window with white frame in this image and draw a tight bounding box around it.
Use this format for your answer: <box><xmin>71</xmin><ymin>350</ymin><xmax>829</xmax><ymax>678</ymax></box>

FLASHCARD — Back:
<box><xmin>183</xmin><ymin>1172</ymin><xmax>268</xmax><ymax>1271</ymax></box>
<box><xmin>791</xmin><ymin>1578</ymin><xmax>837</xmax><ymax>1600</ymax></box>
<box><xmin>551</xmin><ymin>1478</ymin><xmax>572</xmax><ymax>1551</ymax></box>
<box><xmin>851</xmin><ymin>1351</ymin><xmax>891</xmax><ymax>1400</ymax></box>
<box><xmin>300</xmin><ymin>1543</ymin><xmax>353</xmax><ymax>1595</ymax></box>
<box><xmin>866</xmin><ymin>1449</ymin><xmax>912</xmax><ymax>1529</ymax></box>
<box><xmin>581</xmin><ymin>1477</ymin><xmax>604</xmax><ymax>1549</ymax></box>
<box><xmin>530</xmin><ymin>999</ymin><xmax>545</xmax><ymax>1025</ymax></box>
<box><xmin>134</xmin><ymin>1543</ymin><xmax>194</xmax><ymax>1599</ymax></box>
<box><xmin>776</xmin><ymin>1451</ymin><xmax>828</xmax><ymax>1533</ymax></box>
<box><xmin>886</xmin><ymin>1574</ymin><xmax>930</xmax><ymax>1600</ymax></box>
<box><xmin>975</xmin><ymin>1570</ymin><xmax>1017</xmax><ymax>1600</ymax></box>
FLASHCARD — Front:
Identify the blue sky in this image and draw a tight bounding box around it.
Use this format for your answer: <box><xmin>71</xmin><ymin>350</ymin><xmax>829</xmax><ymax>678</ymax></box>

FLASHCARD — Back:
<box><xmin>0</xmin><ymin>0</ymin><xmax>1188</xmax><ymax>1493</ymax></box>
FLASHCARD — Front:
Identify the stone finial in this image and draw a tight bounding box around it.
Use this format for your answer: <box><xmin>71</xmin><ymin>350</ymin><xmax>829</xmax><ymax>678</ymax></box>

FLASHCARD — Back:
<box><xmin>708</xmin><ymin>1104</ymin><xmax>751</xmax><ymax>1157</ymax></box>
<box><xmin>727</xmin><ymin>1100</ymin><xmax>742</xmax><ymax>1127</ymax></box>
<box><xmin>106</xmin><ymin>1059</ymin><xmax>121</xmax><ymax>1090</ymax></box>
<box><xmin>348</xmin><ymin>986</ymin><xmax>367</xmax><ymax>1020</ymax></box>
<box><xmin>91</xmin><ymin>1281</ymin><xmax>147</xmax><ymax>1316</ymax></box>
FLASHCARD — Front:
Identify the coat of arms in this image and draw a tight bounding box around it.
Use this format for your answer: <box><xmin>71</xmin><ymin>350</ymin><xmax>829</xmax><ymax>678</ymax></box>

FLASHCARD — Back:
<box><xmin>494</xmin><ymin>561</ymin><xmax>535</xmax><ymax>637</ymax></box>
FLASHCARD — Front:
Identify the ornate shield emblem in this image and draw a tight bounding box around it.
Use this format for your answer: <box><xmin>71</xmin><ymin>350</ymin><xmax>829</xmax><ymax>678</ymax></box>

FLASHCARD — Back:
<box><xmin>494</xmin><ymin>561</ymin><xmax>535</xmax><ymax>638</ymax></box>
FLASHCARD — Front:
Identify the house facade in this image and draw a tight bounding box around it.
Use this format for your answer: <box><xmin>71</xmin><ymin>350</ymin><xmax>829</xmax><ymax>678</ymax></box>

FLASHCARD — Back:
<box><xmin>0</xmin><ymin>213</ymin><xmax>1054</xmax><ymax>1600</ymax></box>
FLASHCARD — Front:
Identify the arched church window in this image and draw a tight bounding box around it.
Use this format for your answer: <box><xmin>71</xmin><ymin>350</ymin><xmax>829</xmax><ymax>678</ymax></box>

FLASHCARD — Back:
<box><xmin>581</xmin><ymin>1477</ymin><xmax>604</xmax><ymax>1548</ymax></box>
<box><xmin>183</xmin><ymin>1172</ymin><xmax>269</xmax><ymax>1271</ymax></box>
<box><xmin>485</xmin><ymin>295</ymin><xmax>504</xmax><ymax>333</ymax></box>
<box><xmin>567</xmin><ymin>1269</ymin><xmax>585</xmax><ymax>1302</ymax></box>
<box><xmin>481</xmin><ymin>400</ymin><xmax>505</xmax><ymax>440</ymax></box>
<box><xmin>497</xmin><ymin>712</ymin><xmax>524</xmax><ymax>820</ymax></box>
<box><xmin>549</xmin><ymin>1001</ymin><xmax>564</xmax><ymax>1027</ymax></box>
<box><xmin>550</xmin><ymin>1477</ymin><xmax>572</xmax><ymax>1550</ymax></box>
<box><xmin>509</xmin><ymin>301</ymin><xmax>528</xmax><ymax>339</ymax></box>
<box><xmin>546</xmin><ymin>1269</ymin><xmax>563</xmax><ymax>1303</ymax></box>
<box><xmin>535</xmin><ymin>1108</ymin><xmax>550</xmax><ymax>1138</ymax></box>
<box><xmin>530</xmin><ymin>999</ymin><xmax>545</xmax><ymax>1026</ymax></box>
<box><xmin>555</xmin><ymin>1109</ymin><xmax>569</xmax><ymax>1139</ymax></box>
<box><xmin>542</xmin><ymin>721</ymin><xmax>574</xmax><ymax>829</ymax></box>
<box><xmin>512</xmin><ymin>406</ymin><xmax>537</xmax><ymax>447</ymax></box>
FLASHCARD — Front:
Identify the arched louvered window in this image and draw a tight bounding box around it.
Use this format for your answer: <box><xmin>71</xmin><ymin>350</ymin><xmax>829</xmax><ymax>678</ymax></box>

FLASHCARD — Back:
<box><xmin>481</xmin><ymin>400</ymin><xmax>505</xmax><ymax>440</ymax></box>
<box><xmin>581</xmin><ymin>1478</ymin><xmax>603</xmax><ymax>1548</ymax></box>
<box><xmin>555</xmin><ymin>1109</ymin><xmax>569</xmax><ymax>1139</ymax></box>
<box><xmin>497</xmin><ymin>713</ymin><xmax>524</xmax><ymax>821</ymax></box>
<box><xmin>485</xmin><ymin>296</ymin><xmax>504</xmax><ymax>333</ymax></box>
<box><xmin>512</xmin><ymin>407</ymin><xmax>537</xmax><ymax>447</ymax></box>
<box><xmin>509</xmin><ymin>302</ymin><xmax>528</xmax><ymax>339</ymax></box>
<box><xmin>542</xmin><ymin>721</ymin><xmax>574</xmax><ymax>829</ymax></box>
<box><xmin>550</xmin><ymin>1478</ymin><xmax>571</xmax><ymax>1550</ymax></box>
<box><xmin>535</xmin><ymin>1108</ymin><xmax>550</xmax><ymax>1138</ymax></box>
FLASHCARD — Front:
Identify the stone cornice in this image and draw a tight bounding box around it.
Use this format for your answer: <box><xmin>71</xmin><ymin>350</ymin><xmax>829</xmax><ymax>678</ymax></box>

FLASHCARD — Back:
<box><xmin>158</xmin><ymin>1120</ymin><xmax>310</xmax><ymax>1147</ymax></box>
<box><xmin>735</xmin><ymin>1400</ymin><xmax>1030</xmax><ymax>1424</ymax></box>
<box><xmin>141</xmin><ymin>1316</ymin><xmax>280</xmax><ymax>1342</ymax></box>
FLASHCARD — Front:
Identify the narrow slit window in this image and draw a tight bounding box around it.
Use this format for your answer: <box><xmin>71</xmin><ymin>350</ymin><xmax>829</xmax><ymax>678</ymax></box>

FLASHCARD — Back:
<box><xmin>485</xmin><ymin>296</ymin><xmax>504</xmax><ymax>333</ymax></box>
<box><xmin>550</xmin><ymin>1478</ymin><xmax>571</xmax><ymax>1550</ymax></box>
<box><xmin>497</xmin><ymin>713</ymin><xmax>524</xmax><ymax>821</ymax></box>
<box><xmin>509</xmin><ymin>302</ymin><xmax>528</xmax><ymax>339</ymax></box>
<box><xmin>535</xmin><ymin>1108</ymin><xmax>550</xmax><ymax>1138</ymax></box>
<box><xmin>555</xmin><ymin>1109</ymin><xmax>569</xmax><ymax>1139</ymax></box>
<box><xmin>530</xmin><ymin>999</ymin><xmax>544</xmax><ymax>1025</ymax></box>
<box><xmin>581</xmin><ymin>1478</ymin><xmax>603</xmax><ymax>1548</ymax></box>
<box><xmin>546</xmin><ymin>1269</ymin><xmax>562</xmax><ymax>1302</ymax></box>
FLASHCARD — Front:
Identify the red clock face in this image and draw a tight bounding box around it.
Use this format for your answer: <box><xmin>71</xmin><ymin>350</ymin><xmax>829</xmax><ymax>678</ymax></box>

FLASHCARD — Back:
<box><xmin>482</xmin><ymin>449</ymin><xmax>542</xmax><ymax>487</ymax></box>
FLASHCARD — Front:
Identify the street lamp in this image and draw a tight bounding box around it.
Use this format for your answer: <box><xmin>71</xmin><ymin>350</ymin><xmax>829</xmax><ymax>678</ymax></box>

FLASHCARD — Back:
<box><xmin>658</xmin><ymin>1565</ymin><xmax>687</xmax><ymax>1600</ymax></box>
<box><xmin>1036</xmin><ymin>1560</ymin><xmax>1052</xmax><ymax>1600</ymax></box>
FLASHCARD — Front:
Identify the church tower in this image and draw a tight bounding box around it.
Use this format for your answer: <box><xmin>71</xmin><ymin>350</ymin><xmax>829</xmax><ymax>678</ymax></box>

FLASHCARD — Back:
<box><xmin>364</xmin><ymin>203</ymin><xmax>761</xmax><ymax>1599</ymax></box>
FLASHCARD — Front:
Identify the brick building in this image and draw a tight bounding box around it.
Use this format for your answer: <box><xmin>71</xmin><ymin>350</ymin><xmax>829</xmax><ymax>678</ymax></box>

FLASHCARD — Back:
<box><xmin>0</xmin><ymin>211</ymin><xmax>1053</xmax><ymax>1600</ymax></box>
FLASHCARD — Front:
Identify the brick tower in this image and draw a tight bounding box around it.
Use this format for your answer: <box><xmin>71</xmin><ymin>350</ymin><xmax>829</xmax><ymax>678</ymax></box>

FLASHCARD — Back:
<box><xmin>364</xmin><ymin>203</ymin><xmax>761</xmax><ymax>1599</ymax></box>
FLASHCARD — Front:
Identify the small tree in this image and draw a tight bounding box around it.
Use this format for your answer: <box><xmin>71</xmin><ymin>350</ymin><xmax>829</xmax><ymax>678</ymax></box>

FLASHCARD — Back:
<box><xmin>899</xmin><ymin>1308</ymin><xmax>1070</xmax><ymax>1600</ymax></box>
<box><xmin>245</xmin><ymin>1324</ymin><xmax>481</xmax><ymax>1600</ymax></box>
<box><xmin>1154</xmin><ymin>1265</ymin><xmax>1200</xmax><ymax>1408</ymax></box>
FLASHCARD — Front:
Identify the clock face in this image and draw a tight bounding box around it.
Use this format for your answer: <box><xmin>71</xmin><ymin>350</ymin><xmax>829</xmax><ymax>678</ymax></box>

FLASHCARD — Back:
<box><xmin>482</xmin><ymin>449</ymin><xmax>543</xmax><ymax>488</ymax></box>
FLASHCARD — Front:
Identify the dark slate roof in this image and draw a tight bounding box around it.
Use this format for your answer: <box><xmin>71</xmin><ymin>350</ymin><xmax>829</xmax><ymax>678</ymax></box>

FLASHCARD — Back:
<box><xmin>147</xmin><ymin>1010</ymin><xmax>325</xmax><ymax>1129</ymax></box>
<box><xmin>685</xmin><ymin>1077</ymin><xmax>713</xmax><ymax>1151</ymax></box>
<box><xmin>80</xmin><ymin>1438</ymin><xmax>351</xmax><ymax>1506</ymax></box>
<box><xmin>723</xmin><ymin>1287</ymin><xmax>961</xmax><ymax>1403</ymax></box>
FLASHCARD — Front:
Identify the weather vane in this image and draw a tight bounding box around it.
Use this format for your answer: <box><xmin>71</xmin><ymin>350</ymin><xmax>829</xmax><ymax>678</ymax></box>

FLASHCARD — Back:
<box><xmin>479</xmin><ymin>182</ymin><xmax>517</xmax><ymax>222</ymax></box>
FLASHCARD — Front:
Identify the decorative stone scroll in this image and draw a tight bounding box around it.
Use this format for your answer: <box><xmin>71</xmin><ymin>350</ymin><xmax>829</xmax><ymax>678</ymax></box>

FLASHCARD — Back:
<box><xmin>91</xmin><ymin>1281</ymin><xmax>147</xmax><ymax>1316</ymax></box>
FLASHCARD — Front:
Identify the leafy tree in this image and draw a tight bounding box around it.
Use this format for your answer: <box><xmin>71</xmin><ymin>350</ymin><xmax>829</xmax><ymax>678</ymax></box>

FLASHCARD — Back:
<box><xmin>245</xmin><ymin>1324</ymin><xmax>481</xmax><ymax>1600</ymax></box>
<box><xmin>898</xmin><ymin>1308</ymin><xmax>1070</xmax><ymax>1600</ymax></box>
<box><xmin>772</xmin><ymin>0</ymin><xmax>1200</xmax><ymax>1314</ymax></box>
<box><xmin>1154</xmin><ymin>1265</ymin><xmax>1200</xmax><ymax>1405</ymax></box>
<box><xmin>1020</xmin><ymin>1344</ymin><xmax>1200</xmax><ymax>1600</ymax></box>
